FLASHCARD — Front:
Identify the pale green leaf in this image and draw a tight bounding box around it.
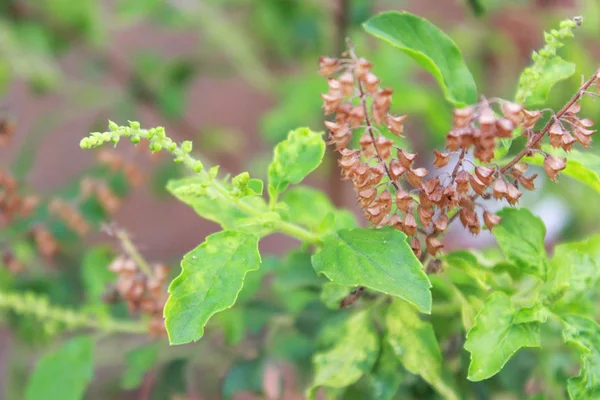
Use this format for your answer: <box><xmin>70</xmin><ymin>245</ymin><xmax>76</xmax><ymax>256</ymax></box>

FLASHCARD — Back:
<box><xmin>268</xmin><ymin>128</ymin><xmax>326</xmax><ymax>201</ymax></box>
<box><xmin>386</xmin><ymin>300</ymin><xmax>459</xmax><ymax>400</ymax></box>
<box><xmin>25</xmin><ymin>336</ymin><xmax>94</xmax><ymax>400</ymax></box>
<box><xmin>281</xmin><ymin>186</ymin><xmax>358</xmax><ymax>231</ymax></box>
<box><xmin>167</xmin><ymin>177</ymin><xmax>269</xmax><ymax>231</ymax></box>
<box><xmin>465</xmin><ymin>292</ymin><xmax>541</xmax><ymax>381</ymax></box>
<box><xmin>307</xmin><ymin>310</ymin><xmax>379</xmax><ymax>398</ymax></box>
<box><xmin>363</xmin><ymin>11</ymin><xmax>477</xmax><ymax>106</ymax></box>
<box><xmin>311</xmin><ymin>227</ymin><xmax>432</xmax><ymax>313</ymax></box>
<box><xmin>493</xmin><ymin>208</ymin><xmax>548</xmax><ymax>278</ymax></box>
<box><xmin>562</xmin><ymin>315</ymin><xmax>600</xmax><ymax>399</ymax></box>
<box><xmin>122</xmin><ymin>342</ymin><xmax>160</xmax><ymax>390</ymax></box>
<box><xmin>366</xmin><ymin>339</ymin><xmax>404</xmax><ymax>400</ymax></box>
<box><xmin>525</xmin><ymin>57</ymin><xmax>576</xmax><ymax>106</ymax></box>
<box><xmin>164</xmin><ymin>231</ymin><xmax>261</xmax><ymax>345</ymax></box>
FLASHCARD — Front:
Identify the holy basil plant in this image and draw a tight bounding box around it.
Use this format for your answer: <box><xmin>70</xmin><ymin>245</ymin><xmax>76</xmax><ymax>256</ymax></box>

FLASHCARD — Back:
<box><xmin>20</xmin><ymin>9</ymin><xmax>600</xmax><ymax>400</ymax></box>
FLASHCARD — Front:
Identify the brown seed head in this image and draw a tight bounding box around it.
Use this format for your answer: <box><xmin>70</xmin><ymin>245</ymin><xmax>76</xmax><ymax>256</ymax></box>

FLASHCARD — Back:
<box><xmin>483</xmin><ymin>211</ymin><xmax>502</xmax><ymax>230</ymax></box>
<box><xmin>543</xmin><ymin>154</ymin><xmax>567</xmax><ymax>181</ymax></box>
<box><xmin>318</xmin><ymin>57</ymin><xmax>340</xmax><ymax>76</ymax></box>
<box><xmin>432</xmin><ymin>150</ymin><xmax>450</xmax><ymax>168</ymax></box>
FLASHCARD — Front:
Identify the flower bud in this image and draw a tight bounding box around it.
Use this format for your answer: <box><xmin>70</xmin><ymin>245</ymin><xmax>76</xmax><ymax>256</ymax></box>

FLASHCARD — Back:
<box><xmin>339</xmin><ymin>71</ymin><xmax>354</xmax><ymax>96</ymax></box>
<box><xmin>377</xmin><ymin>190</ymin><xmax>393</xmax><ymax>212</ymax></box>
<box><xmin>388</xmin><ymin>214</ymin><xmax>404</xmax><ymax>231</ymax></box>
<box><xmin>432</xmin><ymin>150</ymin><xmax>450</xmax><ymax>168</ymax></box>
<box><xmin>388</xmin><ymin>115</ymin><xmax>408</xmax><ymax>136</ymax></box>
<box><xmin>543</xmin><ymin>154</ymin><xmax>567</xmax><ymax>181</ymax></box>
<box><xmin>406</xmin><ymin>168</ymin><xmax>428</xmax><ymax>188</ymax></box>
<box><xmin>404</xmin><ymin>212</ymin><xmax>417</xmax><ymax>237</ymax></box>
<box><xmin>321</xmin><ymin>93</ymin><xmax>343</xmax><ymax>115</ymax></box>
<box><xmin>483</xmin><ymin>211</ymin><xmax>502</xmax><ymax>230</ymax></box>
<box><xmin>389</xmin><ymin>159</ymin><xmax>406</xmax><ymax>180</ymax></box>
<box><xmin>452</xmin><ymin>106</ymin><xmax>474</xmax><ymax>128</ymax></box>
<box><xmin>375</xmin><ymin>136</ymin><xmax>393</xmax><ymax>160</ymax></box>
<box><xmin>395</xmin><ymin>189</ymin><xmax>412</xmax><ymax>213</ymax></box>
<box><xmin>349</xmin><ymin>106</ymin><xmax>365</xmax><ymax>128</ymax></box>
<box><xmin>426</xmin><ymin>236</ymin><xmax>443</xmax><ymax>256</ymax></box>
<box><xmin>501</xmin><ymin>102</ymin><xmax>524</xmax><ymax>125</ymax></box>
<box><xmin>493</xmin><ymin>179</ymin><xmax>508</xmax><ymax>199</ymax></box>
<box><xmin>410</xmin><ymin>237</ymin><xmax>421</xmax><ymax>258</ymax></box>
<box><xmin>469</xmin><ymin>173</ymin><xmax>487</xmax><ymax>195</ymax></box>
<box><xmin>518</xmin><ymin>173</ymin><xmax>537</xmax><ymax>190</ymax></box>
<box><xmin>434</xmin><ymin>214</ymin><xmax>449</xmax><ymax>232</ymax></box>
<box><xmin>418</xmin><ymin>205</ymin><xmax>434</xmax><ymax>226</ymax></box>
<box><xmin>128</xmin><ymin>120</ymin><xmax>141</xmax><ymax>130</ymax></box>
<box><xmin>505</xmin><ymin>182</ymin><xmax>522</xmax><ymax>205</ymax></box>
<box><xmin>362</xmin><ymin>72</ymin><xmax>380</xmax><ymax>93</ymax></box>
<box><xmin>358</xmin><ymin>188</ymin><xmax>377</xmax><ymax>207</ymax></box>
<box><xmin>522</xmin><ymin>109</ymin><xmax>542</xmax><ymax>129</ymax></box>
<box><xmin>495</xmin><ymin>118</ymin><xmax>514</xmax><ymax>138</ymax></box>
<box><xmin>318</xmin><ymin>57</ymin><xmax>340</xmax><ymax>76</ymax></box>
<box><xmin>397</xmin><ymin>149</ymin><xmax>417</xmax><ymax>169</ymax></box>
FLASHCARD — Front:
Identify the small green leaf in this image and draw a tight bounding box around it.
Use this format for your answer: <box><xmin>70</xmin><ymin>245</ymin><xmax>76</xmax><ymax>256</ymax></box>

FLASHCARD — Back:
<box><xmin>562</xmin><ymin>315</ymin><xmax>600</xmax><ymax>399</ymax></box>
<box><xmin>366</xmin><ymin>339</ymin><xmax>404</xmax><ymax>400</ymax></box>
<box><xmin>281</xmin><ymin>186</ymin><xmax>358</xmax><ymax>231</ymax></box>
<box><xmin>268</xmin><ymin>128</ymin><xmax>326</xmax><ymax>201</ymax></box>
<box><xmin>386</xmin><ymin>300</ymin><xmax>459</xmax><ymax>400</ymax></box>
<box><xmin>307</xmin><ymin>310</ymin><xmax>379</xmax><ymax>398</ymax></box>
<box><xmin>525</xmin><ymin>57</ymin><xmax>576</xmax><ymax>106</ymax></box>
<box><xmin>363</xmin><ymin>11</ymin><xmax>477</xmax><ymax>106</ymax></box>
<box><xmin>521</xmin><ymin>147</ymin><xmax>600</xmax><ymax>194</ymax></box>
<box><xmin>122</xmin><ymin>342</ymin><xmax>160</xmax><ymax>390</ymax></box>
<box><xmin>493</xmin><ymin>208</ymin><xmax>548</xmax><ymax>278</ymax></box>
<box><xmin>25</xmin><ymin>336</ymin><xmax>95</xmax><ymax>400</ymax></box>
<box><xmin>164</xmin><ymin>231</ymin><xmax>261</xmax><ymax>345</ymax></box>
<box><xmin>465</xmin><ymin>292</ymin><xmax>541</xmax><ymax>381</ymax></box>
<box><xmin>311</xmin><ymin>227</ymin><xmax>432</xmax><ymax>313</ymax></box>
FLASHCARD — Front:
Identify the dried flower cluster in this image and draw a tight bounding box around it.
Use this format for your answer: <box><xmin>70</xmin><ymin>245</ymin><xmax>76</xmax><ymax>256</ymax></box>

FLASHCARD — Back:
<box><xmin>0</xmin><ymin>171</ymin><xmax>39</xmax><ymax>222</ymax></box>
<box><xmin>107</xmin><ymin>256</ymin><xmax>169</xmax><ymax>336</ymax></box>
<box><xmin>319</xmin><ymin>46</ymin><xmax>599</xmax><ymax>259</ymax></box>
<box><xmin>49</xmin><ymin>199</ymin><xmax>90</xmax><ymax>236</ymax></box>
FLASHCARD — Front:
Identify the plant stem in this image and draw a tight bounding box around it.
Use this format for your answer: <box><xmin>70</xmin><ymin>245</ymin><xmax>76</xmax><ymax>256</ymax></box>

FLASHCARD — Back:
<box><xmin>115</xmin><ymin>229</ymin><xmax>154</xmax><ymax>278</ymax></box>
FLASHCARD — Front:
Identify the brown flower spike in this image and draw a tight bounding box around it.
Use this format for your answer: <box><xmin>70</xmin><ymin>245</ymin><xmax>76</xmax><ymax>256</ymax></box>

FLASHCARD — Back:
<box><xmin>320</xmin><ymin>44</ymin><xmax>599</xmax><ymax>259</ymax></box>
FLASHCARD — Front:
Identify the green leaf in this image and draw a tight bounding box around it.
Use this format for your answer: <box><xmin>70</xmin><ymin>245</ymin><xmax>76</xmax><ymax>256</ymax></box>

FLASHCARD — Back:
<box><xmin>122</xmin><ymin>342</ymin><xmax>160</xmax><ymax>390</ymax></box>
<box><xmin>281</xmin><ymin>186</ymin><xmax>358</xmax><ymax>231</ymax></box>
<box><xmin>465</xmin><ymin>292</ymin><xmax>541</xmax><ymax>381</ymax></box>
<box><xmin>307</xmin><ymin>310</ymin><xmax>379</xmax><ymax>398</ymax></box>
<box><xmin>562</xmin><ymin>315</ymin><xmax>600</xmax><ymax>399</ymax></box>
<box><xmin>363</xmin><ymin>11</ymin><xmax>477</xmax><ymax>106</ymax></box>
<box><xmin>521</xmin><ymin>147</ymin><xmax>600</xmax><ymax>194</ymax></box>
<box><xmin>386</xmin><ymin>300</ymin><xmax>459</xmax><ymax>400</ymax></box>
<box><xmin>164</xmin><ymin>231</ymin><xmax>261</xmax><ymax>345</ymax></box>
<box><xmin>493</xmin><ymin>208</ymin><xmax>548</xmax><ymax>278</ymax></box>
<box><xmin>25</xmin><ymin>336</ymin><xmax>94</xmax><ymax>400</ymax></box>
<box><xmin>312</xmin><ymin>227</ymin><xmax>432</xmax><ymax>313</ymax></box>
<box><xmin>167</xmin><ymin>177</ymin><xmax>269</xmax><ymax>232</ymax></box>
<box><xmin>366</xmin><ymin>339</ymin><xmax>404</xmax><ymax>400</ymax></box>
<box><xmin>268</xmin><ymin>128</ymin><xmax>326</xmax><ymax>201</ymax></box>
<box><xmin>544</xmin><ymin>234</ymin><xmax>600</xmax><ymax>308</ymax></box>
<box><xmin>525</xmin><ymin>57</ymin><xmax>576</xmax><ymax>106</ymax></box>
